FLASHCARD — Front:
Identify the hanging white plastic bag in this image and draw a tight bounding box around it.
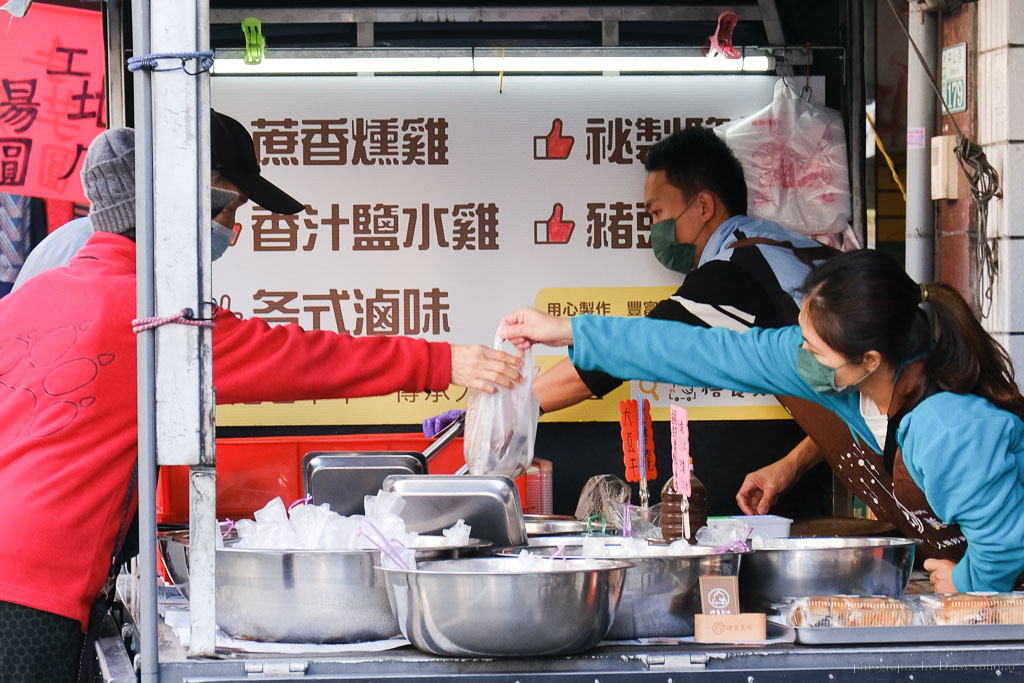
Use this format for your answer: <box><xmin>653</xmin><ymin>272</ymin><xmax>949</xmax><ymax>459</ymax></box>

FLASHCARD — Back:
<box><xmin>722</xmin><ymin>79</ymin><xmax>851</xmax><ymax>235</ymax></box>
<box><xmin>464</xmin><ymin>331</ymin><xmax>540</xmax><ymax>479</ymax></box>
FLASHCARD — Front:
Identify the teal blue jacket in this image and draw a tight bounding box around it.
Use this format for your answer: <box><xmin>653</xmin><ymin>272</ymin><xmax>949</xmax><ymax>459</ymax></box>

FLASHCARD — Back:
<box><xmin>570</xmin><ymin>315</ymin><xmax>1024</xmax><ymax>593</ymax></box>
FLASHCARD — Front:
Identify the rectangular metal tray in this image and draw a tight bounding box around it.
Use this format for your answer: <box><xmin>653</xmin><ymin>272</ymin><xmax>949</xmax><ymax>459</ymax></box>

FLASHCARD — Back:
<box><xmin>524</xmin><ymin>516</ymin><xmax>587</xmax><ymax>536</ymax></box>
<box><xmin>794</xmin><ymin>623</ymin><xmax>1024</xmax><ymax>645</ymax></box>
<box><xmin>304</xmin><ymin>452</ymin><xmax>424</xmax><ymax>516</ymax></box>
<box><xmin>383</xmin><ymin>474</ymin><xmax>528</xmax><ymax>547</ymax></box>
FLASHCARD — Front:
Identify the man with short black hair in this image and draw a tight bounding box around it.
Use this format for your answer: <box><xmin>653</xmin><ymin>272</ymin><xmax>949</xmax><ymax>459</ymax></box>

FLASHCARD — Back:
<box><xmin>533</xmin><ymin>127</ymin><xmax>835</xmax><ymax>515</ymax></box>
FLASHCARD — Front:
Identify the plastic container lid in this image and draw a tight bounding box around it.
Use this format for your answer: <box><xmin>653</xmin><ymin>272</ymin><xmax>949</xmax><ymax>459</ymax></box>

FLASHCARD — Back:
<box><xmin>707</xmin><ymin>514</ymin><xmax>793</xmax><ymax>538</ymax></box>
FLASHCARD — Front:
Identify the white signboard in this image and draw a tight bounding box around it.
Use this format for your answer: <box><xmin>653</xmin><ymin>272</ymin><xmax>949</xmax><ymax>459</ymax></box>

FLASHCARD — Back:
<box><xmin>210</xmin><ymin>75</ymin><xmax>804</xmax><ymax>425</ymax></box>
<box><xmin>941</xmin><ymin>42</ymin><xmax>967</xmax><ymax>115</ymax></box>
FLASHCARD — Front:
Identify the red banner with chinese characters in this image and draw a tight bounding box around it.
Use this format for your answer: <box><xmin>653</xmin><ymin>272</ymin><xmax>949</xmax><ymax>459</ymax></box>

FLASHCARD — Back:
<box><xmin>0</xmin><ymin>4</ymin><xmax>105</xmax><ymax>202</ymax></box>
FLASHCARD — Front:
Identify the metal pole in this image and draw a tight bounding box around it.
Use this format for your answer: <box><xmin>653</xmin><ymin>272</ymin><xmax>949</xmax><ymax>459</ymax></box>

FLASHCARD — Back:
<box><xmin>149</xmin><ymin>0</ymin><xmax>217</xmax><ymax>656</ymax></box>
<box><xmin>103</xmin><ymin>0</ymin><xmax>126</xmax><ymax>128</ymax></box>
<box><xmin>848</xmin><ymin>0</ymin><xmax>868</xmax><ymax>244</ymax></box>
<box><xmin>130</xmin><ymin>0</ymin><xmax>158</xmax><ymax>678</ymax></box>
<box><xmin>905</xmin><ymin>3</ymin><xmax>936</xmax><ymax>281</ymax></box>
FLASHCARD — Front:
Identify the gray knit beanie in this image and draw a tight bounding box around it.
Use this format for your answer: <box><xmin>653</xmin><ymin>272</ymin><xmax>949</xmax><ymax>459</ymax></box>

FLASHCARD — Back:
<box><xmin>81</xmin><ymin>128</ymin><xmax>136</xmax><ymax>234</ymax></box>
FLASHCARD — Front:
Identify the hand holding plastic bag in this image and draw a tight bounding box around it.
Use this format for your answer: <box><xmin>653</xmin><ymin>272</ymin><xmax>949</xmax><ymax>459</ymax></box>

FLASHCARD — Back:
<box><xmin>464</xmin><ymin>330</ymin><xmax>540</xmax><ymax>479</ymax></box>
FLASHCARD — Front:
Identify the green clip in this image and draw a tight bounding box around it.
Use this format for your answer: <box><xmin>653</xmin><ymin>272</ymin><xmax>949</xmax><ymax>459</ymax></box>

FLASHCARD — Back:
<box><xmin>586</xmin><ymin>514</ymin><xmax>607</xmax><ymax>535</ymax></box>
<box><xmin>241</xmin><ymin>17</ymin><xmax>266</xmax><ymax>65</ymax></box>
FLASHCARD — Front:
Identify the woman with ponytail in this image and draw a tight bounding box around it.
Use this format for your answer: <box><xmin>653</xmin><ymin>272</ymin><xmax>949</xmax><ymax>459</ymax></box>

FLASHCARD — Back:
<box><xmin>500</xmin><ymin>249</ymin><xmax>1024</xmax><ymax>593</ymax></box>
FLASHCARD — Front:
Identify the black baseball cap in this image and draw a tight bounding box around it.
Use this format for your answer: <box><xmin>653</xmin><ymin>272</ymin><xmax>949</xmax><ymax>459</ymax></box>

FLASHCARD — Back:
<box><xmin>211</xmin><ymin>110</ymin><xmax>304</xmax><ymax>215</ymax></box>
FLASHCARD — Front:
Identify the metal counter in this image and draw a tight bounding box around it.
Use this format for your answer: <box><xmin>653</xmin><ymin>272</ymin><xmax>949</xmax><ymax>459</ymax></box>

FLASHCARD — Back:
<box><xmin>98</xmin><ymin>601</ymin><xmax>1024</xmax><ymax>683</ymax></box>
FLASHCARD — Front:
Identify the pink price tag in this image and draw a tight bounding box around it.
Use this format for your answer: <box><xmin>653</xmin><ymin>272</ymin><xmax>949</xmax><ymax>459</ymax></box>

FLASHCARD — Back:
<box><xmin>670</xmin><ymin>405</ymin><xmax>691</xmax><ymax>497</ymax></box>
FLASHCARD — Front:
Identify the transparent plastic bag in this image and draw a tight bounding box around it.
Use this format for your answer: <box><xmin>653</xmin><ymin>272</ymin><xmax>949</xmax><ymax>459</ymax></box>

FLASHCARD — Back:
<box><xmin>574</xmin><ymin>474</ymin><xmax>632</xmax><ymax>524</ymax></box>
<box><xmin>231</xmin><ymin>492</ymin><xmax>418</xmax><ymax>570</ymax></box>
<box><xmin>722</xmin><ymin>79</ymin><xmax>851</xmax><ymax>235</ymax></box>
<box><xmin>779</xmin><ymin>596</ymin><xmax>916</xmax><ymax>628</ymax></box>
<box><xmin>442</xmin><ymin>519</ymin><xmax>472</xmax><ymax>546</ymax></box>
<box><xmin>916</xmin><ymin>593</ymin><xmax>1024</xmax><ymax>626</ymax></box>
<box><xmin>606</xmin><ymin>501</ymin><xmax>662</xmax><ymax>539</ymax></box>
<box><xmin>464</xmin><ymin>331</ymin><xmax>540</xmax><ymax>479</ymax></box>
<box><xmin>694</xmin><ymin>519</ymin><xmax>756</xmax><ymax>554</ymax></box>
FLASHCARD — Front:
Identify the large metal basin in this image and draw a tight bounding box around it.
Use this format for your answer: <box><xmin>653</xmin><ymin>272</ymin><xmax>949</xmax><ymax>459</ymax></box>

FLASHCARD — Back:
<box><xmin>157</xmin><ymin>531</ymin><xmax>191</xmax><ymax>598</ymax></box>
<box><xmin>505</xmin><ymin>543</ymin><xmax>743</xmax><ymax>639</ymax></box>
<box><xmin>740</xmin><ymin>537</ymin><xmax>917</xmax><ymax>612</ymax></box>
<box><xmin>379</xmin><ymin>557</ymin><xmax>631</xmax><ymax>656</ymax></box>
<box><xmin>157</xmin><ymin>532</ymin><xmax>399</xmax><ymax>642</ymax></box>
<box><xmin>215</xmin><ymin>545</ymin><xmax>400</xmax><ymax>643</ymax></box>
<box><xmin>158</xmin><ymin>530</ymin><xmax>489</xmax><ymax>598</ymax></box>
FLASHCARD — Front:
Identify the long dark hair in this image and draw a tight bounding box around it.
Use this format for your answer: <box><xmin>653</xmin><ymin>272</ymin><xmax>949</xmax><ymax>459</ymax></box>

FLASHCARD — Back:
<box><xmin>801</xmin><ymin>249</ymin><xmax>1024</xmax><ymax>420</ymax></box>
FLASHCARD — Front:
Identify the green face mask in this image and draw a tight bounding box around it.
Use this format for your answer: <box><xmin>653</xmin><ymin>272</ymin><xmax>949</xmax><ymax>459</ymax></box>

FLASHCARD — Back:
<box><xmin>649</xmin><ymin>196</ymin><xmax>710</xmax><ymax>274</ymax></box>
<box><xmin>796</xmin><ymin>346</ymin><xmax>873</xmax><ymax>396</ymax></box>
<box><xmin>651</xmin><ymin>218</ymin><xmax>697</xmax><ymax>274</ymax></box>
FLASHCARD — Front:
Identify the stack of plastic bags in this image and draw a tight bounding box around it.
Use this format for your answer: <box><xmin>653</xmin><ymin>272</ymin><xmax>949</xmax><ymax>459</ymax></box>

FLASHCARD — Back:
<box><xmin>229</xmin><ymin>490</ymin><xmax>470</xmax><ymax>570</ymax></box>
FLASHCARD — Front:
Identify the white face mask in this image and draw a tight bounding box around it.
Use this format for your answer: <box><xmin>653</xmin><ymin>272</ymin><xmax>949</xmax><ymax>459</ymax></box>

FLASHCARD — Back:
<box><xmin>211</xmin><ymin>220</ymin><xmax>235</xmax><ymax>261</ymax></box>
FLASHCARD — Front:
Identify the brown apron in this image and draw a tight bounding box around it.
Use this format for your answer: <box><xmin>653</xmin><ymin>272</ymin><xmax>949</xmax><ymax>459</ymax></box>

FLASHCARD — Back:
<box><xmin>728</xmin><ymin>236</ymin><xmax>841</xmax><ymax>269</ymax></box>
<box><xmin>726</xmin><ymin>237</ymin><xmax>965</xmax><ymax>559</ymax></box>
<box><xmin>729</xmin><ymin>237</ymin><xmax>1022</xmax><ymax>585</ymax></box>
<box><xmin>780</xmin><ymin>362</ymin><xmax>1024</xmax><ymax>589</ymax></box>
<box><xmin>775</xmin><ymin>362</ymin><xmax>966</xmax><ymax>562</ymax></box>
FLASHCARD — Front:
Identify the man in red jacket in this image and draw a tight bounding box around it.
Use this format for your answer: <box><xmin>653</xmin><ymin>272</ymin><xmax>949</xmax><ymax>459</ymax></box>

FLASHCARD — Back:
<box><xmin>0</xmin><ymin>127</ymin><xmax>520</xmax><ymax>681</ymax></box>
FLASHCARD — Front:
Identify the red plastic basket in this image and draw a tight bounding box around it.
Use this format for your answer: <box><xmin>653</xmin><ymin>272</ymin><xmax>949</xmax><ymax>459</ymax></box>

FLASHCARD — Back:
<box><xmin>156</xmin><ymin>434</ymin><xmax>531</xmax><ymax>522</ymax></box>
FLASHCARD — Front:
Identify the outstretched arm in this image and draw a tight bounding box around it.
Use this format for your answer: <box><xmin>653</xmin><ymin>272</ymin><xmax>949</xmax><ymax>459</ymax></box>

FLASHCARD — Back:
<box><xmin>532</xmin><ymin>358</ymin><xmax>596</xmax><ymax>412</ymax></box>
<box><xmin>568</xmin><ymin>314</ymin><xmax>812</xmax><ymax>400</ymax></box>
<box><xmin>499</xmin><ymin>308</ymin><xmax>574</xmax><ymax>351</ymax></box>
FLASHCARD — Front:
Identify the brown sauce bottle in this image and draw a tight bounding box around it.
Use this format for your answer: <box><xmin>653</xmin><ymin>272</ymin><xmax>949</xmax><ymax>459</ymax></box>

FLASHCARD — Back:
<box><xmin>660</xmin><ymin>462</ymin><xmax>708</xmax><ymax>544</ymax></box>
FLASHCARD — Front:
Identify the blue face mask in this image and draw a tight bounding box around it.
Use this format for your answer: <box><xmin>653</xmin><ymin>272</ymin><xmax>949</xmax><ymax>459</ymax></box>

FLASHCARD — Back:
<box><xmin>796</xmin><ymin>346</ymin><xmax>874</xmax><ymax>396</ymax></box>
<box><xmin>211</xmin><ymin>220</ymin><xmax>235</xmax><ymax>261</ymax></box>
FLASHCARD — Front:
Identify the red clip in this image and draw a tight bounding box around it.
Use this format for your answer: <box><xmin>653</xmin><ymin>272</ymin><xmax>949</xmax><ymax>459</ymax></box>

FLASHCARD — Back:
<box><xmin>705</xmin><ymin>10</ymin><xmax>741</xmax><ymax>60</ymax></box>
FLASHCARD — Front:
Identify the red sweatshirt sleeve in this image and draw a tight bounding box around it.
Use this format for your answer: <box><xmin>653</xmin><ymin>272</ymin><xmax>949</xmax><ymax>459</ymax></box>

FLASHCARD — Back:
<box><xmin>212</xmin><ymin>309</ymin><xmax>452</xmax><ymax>404</ymax></box>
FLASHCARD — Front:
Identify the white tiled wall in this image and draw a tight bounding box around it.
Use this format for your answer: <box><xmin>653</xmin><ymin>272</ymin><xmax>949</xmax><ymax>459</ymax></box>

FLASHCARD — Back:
<box><xmin>978</xmin><ymin>0</ymin><xmax>1024</xmax><ymax>374</ymax></box>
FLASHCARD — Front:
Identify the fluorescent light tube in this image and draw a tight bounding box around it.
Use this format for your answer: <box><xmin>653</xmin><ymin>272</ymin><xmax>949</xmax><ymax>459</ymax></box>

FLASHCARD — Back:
<box><xmin>472</xmin><ymin>55</ymin><xmax>766</xmax><ymax>73</ymax></box>
<box><xmin>213</xmin><ymin>56</ymin><xmax>475</xmax><ymax>74</ymax></box>
<box><xmin>212</xmin><ymin>50</ymin><xmax>775</xmax><ymax>75</ymax></box>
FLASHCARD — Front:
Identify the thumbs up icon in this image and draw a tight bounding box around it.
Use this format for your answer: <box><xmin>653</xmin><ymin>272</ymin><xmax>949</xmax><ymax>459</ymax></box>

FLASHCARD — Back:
<box><xmin>534</xmin><ymin>203</ymin><xmax>575</xmax><ymax>244</ymax></box>
<box><xmin>533</xmin><ymin>118</ymin><xmax>574</xmax><ymax>160</ymax></box>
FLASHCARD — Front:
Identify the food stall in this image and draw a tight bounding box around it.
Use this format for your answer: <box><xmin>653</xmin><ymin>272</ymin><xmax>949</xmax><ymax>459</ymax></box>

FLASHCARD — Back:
<box><xmin>58</xmin><ymin>1</ymin><xmax>1023</xmax><ymax>681</ymax></box>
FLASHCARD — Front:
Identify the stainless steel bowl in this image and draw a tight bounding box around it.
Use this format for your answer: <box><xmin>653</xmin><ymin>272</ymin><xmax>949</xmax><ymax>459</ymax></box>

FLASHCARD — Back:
<box><xmin>505</xmin><ymin>543</ymin><xmax>743</xmax><ymax>639</ymax></box>
<box><xmin>524</xmin><ymin>533</ymin><xmax>618</xmax><ymax>547</ymax></box>
<box><xmin>411</xmin><ymin>535</ymin><xmax>492</xmax><ymax>559</ymax></box>
<box><xmin>740</xmin><ymin>537</ymin><xmax>918</xmax><ymax>612</ymax></box>
<box><xmin>216</xmin><ymin>545</ymin><xmax>399</xmax><ymax>643</ymax></box>
<box><xmin>156</xmin><ymin>532</ymin><xmax>400</xmax><ymax>642</ymax></box>
<box><xmin>524</xmin><ymin>514</ymin><xmax>587</xmax><ymax>536</ymax></box>
<box><xmin>157</xmin><ymin>531</ymin><xmax>491</xmax><ymax>596</ymax></box>
<box><xmin>379</xmin><ymin>556</ymin><xmax>631</xmax><ymax>656</ymax></box>
<box><xmin>156</xmin><ymin>530</ymin><xmax>192</xmax><ymax>599</ymax></box>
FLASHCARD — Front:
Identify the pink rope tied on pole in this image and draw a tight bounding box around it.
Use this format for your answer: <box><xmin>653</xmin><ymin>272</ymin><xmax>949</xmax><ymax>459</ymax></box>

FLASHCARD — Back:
<box><xmin>132</xmin><ymin>306</ymin><xmax>218</xmax><ymax>334</ymax></box>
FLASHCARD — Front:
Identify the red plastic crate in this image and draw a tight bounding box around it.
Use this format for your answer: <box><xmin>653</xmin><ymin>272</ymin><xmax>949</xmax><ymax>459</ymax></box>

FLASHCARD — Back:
<box><xmin>156</xmin><ymin>434</ymin><xmax>530</xmax><ymax>522</ymax></box>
